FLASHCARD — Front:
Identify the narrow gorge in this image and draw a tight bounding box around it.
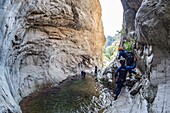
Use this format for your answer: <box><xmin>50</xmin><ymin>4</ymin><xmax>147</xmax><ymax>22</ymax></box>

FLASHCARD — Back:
<box><xmin>0</xmin><ymin>0</ymin><xmax>170</xmax><ymax>113</ymax></box>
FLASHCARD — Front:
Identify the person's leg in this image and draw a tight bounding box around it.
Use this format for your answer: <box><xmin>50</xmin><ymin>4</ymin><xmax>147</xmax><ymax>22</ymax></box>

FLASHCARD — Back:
<box><xmin>116</xmin><ymin>86</ymin><xmax>121</xmax><ymax>97</ymax></box>
<box><xmin>126</xmin><ymin>59</ymin><xmax>133</xmax><ymax>77</ymax></box>
<box><xmin>115</xmin><ymin>83</ymin><xmax>123</xmax><ymax>100</ymax></box>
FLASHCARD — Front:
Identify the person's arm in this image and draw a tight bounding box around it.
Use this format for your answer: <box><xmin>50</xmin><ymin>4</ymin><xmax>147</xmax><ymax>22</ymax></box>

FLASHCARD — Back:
<box><xmin>114</xmin><ymin>67</ymin><xmax>121</xmax><ymax>78</ymax></box>
<box><xmin>117</xmin><ymin>51</ymin><xmax>122</xmax><ymax>59</ymax></box>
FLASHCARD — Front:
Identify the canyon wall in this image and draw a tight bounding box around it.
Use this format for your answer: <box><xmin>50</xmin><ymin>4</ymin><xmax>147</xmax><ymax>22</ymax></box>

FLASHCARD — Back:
<box><xmin>0</xmin><ymin>0</ymin><xmax>105</xmax><ymax>112</ymax></box>
<box><xmin>120</xmin><ymin>0</ymin><xmax>170</xmax><ymax>112</ymax></box>
<box><xmin>2</xmin><ymin>0</ymin><xmax>170</xmax><ymax>112</ymax></box>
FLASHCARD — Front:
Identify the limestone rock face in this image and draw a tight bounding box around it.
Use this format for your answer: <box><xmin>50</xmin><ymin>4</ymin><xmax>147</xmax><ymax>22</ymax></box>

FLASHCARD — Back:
<box><xmin>136</xmin><ymin>0</ymin><xmax>170</xmax><ymax>51</ymax></box>
<box><xmin>124</xmin><ymin>9</ymin><xmax>136</xmax><ymax>33</ymax></box>
<box><xmin>135</xmin><ymin>1</ymin><xmax>170</xmax><ymax>112</ymax></box>
<box><xmin>0</xmin><ymin>0</ymin><xmax>105</xmax><ymax>112</ymax></box>
<box><xmin>120</xmin><ymin>0</ymin><xmax>142</xmax><ymax>35</ymax></box>
<box><xmin>117</xmin><ymin>0</ymin><xmax>170</xmax><ymax>113</ymax></box>
<box><xmin>127</xmin><ymin>0</ymin><xmax>143</xmax><ymax>11</ymax></box>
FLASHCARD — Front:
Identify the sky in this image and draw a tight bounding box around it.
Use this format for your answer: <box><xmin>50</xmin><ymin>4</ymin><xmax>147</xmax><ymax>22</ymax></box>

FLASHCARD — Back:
<box><xmin>99</xmin><ymin>0</ymin><xmax>123</xmax><ymax>37</ymax></box>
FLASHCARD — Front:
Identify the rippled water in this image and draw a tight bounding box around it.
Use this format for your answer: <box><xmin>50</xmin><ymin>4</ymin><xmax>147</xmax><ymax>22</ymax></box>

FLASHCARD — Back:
<box><xmin>21</xmin><ymin>76</ymin><xmax>114</xmax><ymax>113</ymax></box>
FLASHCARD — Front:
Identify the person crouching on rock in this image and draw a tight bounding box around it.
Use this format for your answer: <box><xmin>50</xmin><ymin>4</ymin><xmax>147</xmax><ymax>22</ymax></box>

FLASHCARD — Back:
<box><xmin>117</xmin><ymin>47</ymin><xmax>136</xmax><ymax>77</ymax></box>
<box><xmin>114</xmin><ymin>59</ymin><xmax>137</xmax><ymax>100</ymax></box>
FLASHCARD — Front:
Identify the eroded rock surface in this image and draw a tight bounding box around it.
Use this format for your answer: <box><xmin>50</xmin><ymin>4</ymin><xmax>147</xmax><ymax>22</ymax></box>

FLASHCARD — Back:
<box><xmin>0</xmin><ymin>0</ymin><xmax>105</xmax><ymax>112</ymax></box>
<box><xmin>120</xmin><ymin>0</ymin><xmax>142</xmax><ymax>35</ymax></box>
<box><xmin>119</xmin><ymin>0</ymin><xmax>170</xmax><ymax>113</ymax></box>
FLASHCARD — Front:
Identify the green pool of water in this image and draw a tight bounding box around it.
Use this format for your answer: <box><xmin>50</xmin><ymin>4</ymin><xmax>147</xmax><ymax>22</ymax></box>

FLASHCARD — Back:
<box><xmin>22</xmin><ymin>76</ymin><xmax>106</xmax><ymax>113</ymax></box>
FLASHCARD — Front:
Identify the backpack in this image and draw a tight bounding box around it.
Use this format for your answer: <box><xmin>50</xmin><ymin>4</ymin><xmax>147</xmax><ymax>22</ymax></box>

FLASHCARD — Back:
<box><xmin>125</xmin><ymin>51</ymin><xmax>134</xmax><ymax>66</ymax></box>
<box><xmin>121</xmin><ymin>50</ymin><xmax>128</xmax><ymax>58</ymax></box>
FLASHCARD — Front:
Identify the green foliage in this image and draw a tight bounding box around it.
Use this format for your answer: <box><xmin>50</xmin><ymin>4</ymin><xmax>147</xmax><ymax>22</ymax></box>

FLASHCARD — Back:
<box><xmin>103</xmin><ymin>45</ymin><xmax>119</xmax><ymax>68</ymax></box>
<box><xmin>104</xmin><ymin>46</ymin><xmax>117</xmax><ymax>61</ymax></box>
<box><xmin>104</xmin><ymin>34</ymin><xmax>121</xmax><ymax>48</ymax></box>
<box><xmin>124</xmin><ymin>41</ymin><xmax>132</xmax><ymax>51</ymax></box>
<box><xmin>103</xmin><ymin>31</ymin><xmax>122</xmax><ymax>67</ymax></box>
<box><xmin>124</xmin><ymin>38</ymin><xmax>135</xmax><ymax>51</ymax></box>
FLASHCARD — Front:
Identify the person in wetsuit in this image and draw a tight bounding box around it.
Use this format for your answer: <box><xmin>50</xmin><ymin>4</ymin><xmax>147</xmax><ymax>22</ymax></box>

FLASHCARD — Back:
<box><xmin>114</xmin><ymin>59</ymin><xmax>137</xmax><ymax>100</ymax></box>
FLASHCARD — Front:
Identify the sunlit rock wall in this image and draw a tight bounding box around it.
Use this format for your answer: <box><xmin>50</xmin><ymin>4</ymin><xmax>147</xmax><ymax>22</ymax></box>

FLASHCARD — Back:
<box><xmin>0</xmin><ymin>0</ymin><xmax>105</xmax><ymax>112</ymax></box>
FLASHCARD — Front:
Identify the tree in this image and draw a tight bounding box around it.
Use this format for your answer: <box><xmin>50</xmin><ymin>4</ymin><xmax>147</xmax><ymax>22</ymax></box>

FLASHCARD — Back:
<box><xmin>104</xmin><ymin>35</ymin><xmax>115</xmax><ymax>47</ymax></box>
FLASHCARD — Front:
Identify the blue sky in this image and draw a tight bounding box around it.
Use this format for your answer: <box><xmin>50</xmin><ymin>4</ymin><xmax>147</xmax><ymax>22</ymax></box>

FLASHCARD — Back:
<box><xmin>99</xmin><ymin>0</ymin><xmax>123</xmax><ymax>36</ymax></box>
